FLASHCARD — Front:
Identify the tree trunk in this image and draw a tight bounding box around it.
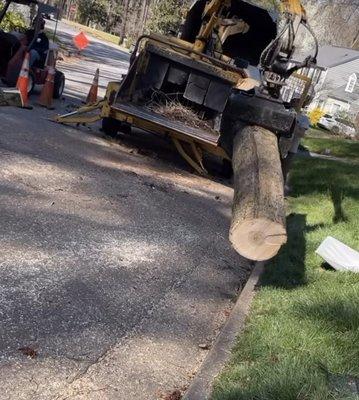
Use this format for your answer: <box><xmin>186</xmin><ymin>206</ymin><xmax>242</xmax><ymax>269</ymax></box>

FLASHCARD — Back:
<box><xmin>119</xmin><ymin>0</ymin><xmax>130</xmax><ymax>44</ymax></box>
<box><xmin>140</xmin><ymin>0</ymin><xmax>150</xmax><ymax>35</ymax></box>
<box><xmin>230</xmin><ymin>125</ymin><xmax>287</xmax><ymax>261</ymax></box>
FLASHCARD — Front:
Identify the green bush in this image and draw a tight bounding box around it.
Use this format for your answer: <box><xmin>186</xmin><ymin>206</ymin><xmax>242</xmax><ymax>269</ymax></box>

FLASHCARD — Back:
<box><xmin>0</xmin><ymin>10</ymin><xmax>26</xmax><ymax>32</ymax></box>
<box><xmin>147</xmin><ymin>0</ymin><xmax>185</xmax><ymax>35</ymax></box>
<box><xmin>77</xmin><ymin>0</ymin><xmax>109</xmax><ymax>27</ymax></box>
<box><xmin>308</xmin><ymin>107</ymin><xmax>325</xmax><ymax>127</ymax></box>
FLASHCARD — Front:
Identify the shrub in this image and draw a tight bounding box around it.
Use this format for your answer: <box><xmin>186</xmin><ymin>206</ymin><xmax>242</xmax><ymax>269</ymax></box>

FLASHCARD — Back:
<box><xmin>77</xmin><ymin>0</ymin><xmax>108</xmax><ymax>27</ymax></box>
<box><xmin>0</xmin><ymin>10</ymin><xmax>26</xmax><ymax>32</ymax></box>
<box><xmin>308</xmin><ymin>108</ymin><xmax>325</xmax><ymax>126</ymax></box>
<box><xmin>147</xmin><ymin>0</ymin><xmax>186</xmax><ymax>35</ymax></box>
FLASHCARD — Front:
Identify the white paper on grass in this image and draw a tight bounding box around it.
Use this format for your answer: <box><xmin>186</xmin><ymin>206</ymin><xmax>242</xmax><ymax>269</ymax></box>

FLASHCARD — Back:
<box><xmin>316</xmin><ymin>237</ymin><xmax>359</xmax><ymax>273</ymax></box>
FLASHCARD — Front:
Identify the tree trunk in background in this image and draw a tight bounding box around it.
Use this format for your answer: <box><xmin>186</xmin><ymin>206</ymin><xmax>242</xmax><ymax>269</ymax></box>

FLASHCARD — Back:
<box><xmin>301</xmin><ymin>0</ymin><xmax>359</xmax><ymax>51</ymax></box>
<box><xmin>140</xmin><ymin>0</ymin><xmax>151</xmax><ymax>35</ymax></box>
<box><xmin>29</xmin><ymin>3</ymin><xmax>36</xmax><ymax>23</ymax></box>
<box><xmin>119</xmin><ymin>0</ymin><xmax>130</xmax><ymax>44</ymax></box>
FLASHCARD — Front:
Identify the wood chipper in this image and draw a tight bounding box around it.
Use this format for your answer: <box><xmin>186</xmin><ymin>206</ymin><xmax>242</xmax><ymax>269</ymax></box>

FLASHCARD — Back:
<box><xmin>55</xmin><ymin>0</ymin><xmax>318</xmax><ymax>261</ymax></box>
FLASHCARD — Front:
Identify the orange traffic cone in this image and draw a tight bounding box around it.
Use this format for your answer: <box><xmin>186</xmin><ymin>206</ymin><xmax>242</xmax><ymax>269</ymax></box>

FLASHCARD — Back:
<box><xmin>86</xmin><ymin>68</ymin><xmax>99</xmax><ymax>104</ymax></box>
<box><xmin>38</xmin><ymin>64</ymin><xmax>55</xmax><ymax>109</ymax></box>
<box><xmin>16</xmin><ymin>52</ymin><xmax>32</xmax><ymax>109</ymax></box>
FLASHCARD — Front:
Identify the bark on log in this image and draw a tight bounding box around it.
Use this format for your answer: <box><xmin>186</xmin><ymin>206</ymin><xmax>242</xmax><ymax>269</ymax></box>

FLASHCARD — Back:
<box><xmin>230</xmin><ymin>125</ymin><xmax>287</xmax><ymax>261</ymax></box>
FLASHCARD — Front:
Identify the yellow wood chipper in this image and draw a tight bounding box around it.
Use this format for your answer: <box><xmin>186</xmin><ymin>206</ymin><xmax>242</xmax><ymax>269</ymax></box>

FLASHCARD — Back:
<box><xmin>55</xmin><ymin>0</ymin><xmax>318</xmax><ymax>261</ymax></box>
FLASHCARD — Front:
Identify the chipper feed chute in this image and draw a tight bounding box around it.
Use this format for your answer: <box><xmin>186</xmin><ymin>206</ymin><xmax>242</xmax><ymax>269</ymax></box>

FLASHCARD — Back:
<box><xmin>55</xmin><ymin>0</ymin><xmax>318</xmax><ymax>261</ymax></box>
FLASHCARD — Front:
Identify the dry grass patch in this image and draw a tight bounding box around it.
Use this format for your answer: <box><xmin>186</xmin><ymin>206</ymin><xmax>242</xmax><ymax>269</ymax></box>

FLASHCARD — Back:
<box><xmin>149</xmin><ymin>101</ymin><xmax>214</xmax><ymax>132</ymax></box>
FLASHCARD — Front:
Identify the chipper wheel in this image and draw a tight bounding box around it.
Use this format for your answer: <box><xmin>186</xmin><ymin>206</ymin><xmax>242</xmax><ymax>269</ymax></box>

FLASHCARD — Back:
<box><xmin>229</xmin><ymin>125</ymin><xmax>287</xmax><ymax>261</ymax></box>
<box><xmin>53</xmin><ymin>71</ymin><xmax>65</xmax><ymax>99</ymax></box>
<box><xmin>102</xmin><ymin>117</ymin><xmax>131</xmax><ymax>138</ymax></box>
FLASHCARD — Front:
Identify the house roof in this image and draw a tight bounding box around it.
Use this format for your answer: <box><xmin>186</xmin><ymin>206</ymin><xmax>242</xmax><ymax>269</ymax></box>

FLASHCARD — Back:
<box><xmin>328</xmin><ymin>83</ymin><xmax>359</xmax><ymax>104</ymax></box>
<box><xmin>317</xmin><ymin>45</ymin><xmax>359</xmax><ymax>68</ymax></box>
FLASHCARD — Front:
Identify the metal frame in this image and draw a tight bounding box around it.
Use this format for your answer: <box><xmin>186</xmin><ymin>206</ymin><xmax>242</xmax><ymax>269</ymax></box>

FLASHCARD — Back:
<box><xmin>130</xmin><ymin>34</ymin><xmax>247</xmax><ymax>78</ymax></box>
<box><xmin>54</xmin><ymin>101</ymin><xmax>105</xmax><ymax>124</ymax></box>
<box><xmin>53</xmin><ymin>0</ymin><xmax>311</xmax><ymax>173</ymax></box>
<box><xmin>291</xmin><ymin>72</ymin><xmax>313</xmax><ymax>111</ymax></box>
<box><xmin>54</xmin><ymin>79</ymin><xmax>229</xmax><ymax>174</ymax></box>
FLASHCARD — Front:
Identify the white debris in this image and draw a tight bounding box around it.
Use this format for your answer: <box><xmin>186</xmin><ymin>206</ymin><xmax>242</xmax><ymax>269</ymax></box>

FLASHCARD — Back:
<box><xmin>316</xmin><ymin>237</ymin><xmax>359</xmax><ymax>273</ymax></box>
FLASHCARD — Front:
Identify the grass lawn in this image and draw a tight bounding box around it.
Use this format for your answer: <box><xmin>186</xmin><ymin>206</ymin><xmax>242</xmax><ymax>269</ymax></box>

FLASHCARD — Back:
<box><xmin>61</xmin><ymin>19</ymin><xmax>127</xmax><ymax>49</ymax></box>
<box><xmin>302</xmin><ymin>129</ymin><xmax>359</xmax><ymax>161</ymax></box>
<box><xmin>212</xmin><ymin>152</ymin><xmax>359</xmax><ymax>399</ymax></box>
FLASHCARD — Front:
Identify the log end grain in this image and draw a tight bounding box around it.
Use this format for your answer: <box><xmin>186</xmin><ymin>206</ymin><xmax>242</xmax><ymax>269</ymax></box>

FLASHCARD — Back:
<box><xmin>230</xmin><ymin>218</ymin><xmax>287</xmax><ymax>261</ymax></box>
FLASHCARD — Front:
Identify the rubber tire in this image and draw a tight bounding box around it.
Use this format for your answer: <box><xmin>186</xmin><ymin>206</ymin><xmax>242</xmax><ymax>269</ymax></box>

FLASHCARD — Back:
<box><xmin>221</xmin><ymin>159</ymin><xmax>233</xmax><ymax>179</ymax></box>
<box><xmin>118</xmin><ymin>122</ymin><xmax>132</xmax><ymax>135</ymax></box>
<box><xmin>53</xmin><ymin>71</ymin><xmax>65</xmax><ymax>99</ymax></box>
<box><xmin>102</xmin><ymin>117</ymin><xmax>120</xmax><ymax>137</ymax></box>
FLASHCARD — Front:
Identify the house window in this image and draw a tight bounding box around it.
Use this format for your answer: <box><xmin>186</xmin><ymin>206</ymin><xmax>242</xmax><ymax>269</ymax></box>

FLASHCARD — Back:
<box><xmin>282</xmin><ymin>87</ymin><xmax>294</xmax><ymax>102</ymax></box>
<box><xmin>331</xmin><ymin>103</ymin><xmax>342</xmax><ymax>114</ymax></box>
<box><xmin>345</xmin><ymin>73</ymin><xmax>357</xmax><ymax>93</ymax></box>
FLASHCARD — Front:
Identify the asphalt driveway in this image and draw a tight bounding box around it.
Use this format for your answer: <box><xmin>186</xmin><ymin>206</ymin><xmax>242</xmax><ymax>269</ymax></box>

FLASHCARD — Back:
<box><xmin>0</xmin><ymin>21</ymin><xmax>249</xmax><ymax>400</ymax></box>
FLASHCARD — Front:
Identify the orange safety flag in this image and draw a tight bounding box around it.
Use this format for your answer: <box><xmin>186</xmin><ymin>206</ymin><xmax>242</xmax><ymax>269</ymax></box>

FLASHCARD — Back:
<box><xmin>73</xmin><ymin>31</ymin><xmax>90</xmax><ymax>51</ymax></box>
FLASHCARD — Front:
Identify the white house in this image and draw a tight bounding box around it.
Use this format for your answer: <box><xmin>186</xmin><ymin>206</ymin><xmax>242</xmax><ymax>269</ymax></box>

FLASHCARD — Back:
<box><xmin>281</xmin><ymin>46</ymin><xmax>359</xmax><ymax>121</ymax></box>
<box><xmin>308</xmin><ymin>46</ymin><xmax>359</xmax><ymax>117</ymax></box>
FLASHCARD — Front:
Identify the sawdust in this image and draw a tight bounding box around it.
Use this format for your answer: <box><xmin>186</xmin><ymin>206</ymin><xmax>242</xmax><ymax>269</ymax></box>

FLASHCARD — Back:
<box><xmin>149</xmin><ymin>101</ymin><xmax>214</xmax><ymax>132</ymax></box>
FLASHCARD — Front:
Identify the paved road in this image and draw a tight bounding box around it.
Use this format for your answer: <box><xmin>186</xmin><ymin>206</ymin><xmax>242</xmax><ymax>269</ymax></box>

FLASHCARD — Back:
<box><xmin>0</xmin><ymin>21</ymin><xmax>249</xmax><ymax>400</ymax></box>
<box><xmin>48</xmin><ymin>20</ymin><xmax>130</xmax><ymax>101</ymax></box>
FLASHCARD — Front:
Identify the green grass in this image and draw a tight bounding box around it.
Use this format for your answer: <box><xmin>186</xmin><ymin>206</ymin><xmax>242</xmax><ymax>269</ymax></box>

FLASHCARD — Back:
<box><xmin>212</xmin><ymin>157</ymin><xmax>359</xmax><ymax>400</ymax></box>
<box><xmin>307</xmin><ymin>129</ymin><xmax>335</xmax><ymax>139</ymax></box>
<box><xmin>62</xmin><ymin>19</ymin><xmax>128</xmax><ymax>48</ymax></box>
<box><xmin>302</xmin><ymin>130</ymin><xmax>359</xmax><ymax>161</ymax></box>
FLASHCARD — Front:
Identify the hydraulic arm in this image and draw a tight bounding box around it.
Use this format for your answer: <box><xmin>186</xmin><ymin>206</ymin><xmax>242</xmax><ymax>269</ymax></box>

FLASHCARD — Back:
<box><xmin>191</xmin><ymin>0</ymin><xmax>317</xmax><ymax>97</ymax></box>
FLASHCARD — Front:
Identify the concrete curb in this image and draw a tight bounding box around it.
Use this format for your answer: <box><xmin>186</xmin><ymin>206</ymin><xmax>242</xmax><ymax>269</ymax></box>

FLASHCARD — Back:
<box><xmin>183</xmin><ymin>262</ymin><xmax>265</xmax><ymax>400</ymax></box>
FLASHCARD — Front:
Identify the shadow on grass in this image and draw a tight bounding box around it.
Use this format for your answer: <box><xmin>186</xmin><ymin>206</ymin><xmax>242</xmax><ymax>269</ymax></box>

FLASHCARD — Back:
<box><xmin>329</xmin><ymin>185</ymin><xmax>349</xmax><ymax>224</ymax></box>
<box><xmin>260</xmin><ymin>213</ymin><xmax>308</xmax><ymax>289</ymax></box>
<box><xmin>295</xmin><ymin>297</ymin><xmax>359</xmax><ymax>335</ymax></box>
<box><xmin>262</xmin><ymin>157</ymin><xmax>357</xmax><ymax>289</ymax></box>
<box><xmin>290</xmin><ymin>158</ymin><xmax>359</xmax><ymax>201</ymax></box>
<box><xmin>259</xmin><ymin>213</ymin><xmax>328</xmax><ymax>290</ymax></box>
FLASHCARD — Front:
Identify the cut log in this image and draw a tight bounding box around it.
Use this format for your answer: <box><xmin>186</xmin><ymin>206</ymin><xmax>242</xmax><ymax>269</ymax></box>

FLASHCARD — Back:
<box><xmin>230</xmin><ymin>125</ymin><xmax>287</xmax><ymax>261</ymax></box>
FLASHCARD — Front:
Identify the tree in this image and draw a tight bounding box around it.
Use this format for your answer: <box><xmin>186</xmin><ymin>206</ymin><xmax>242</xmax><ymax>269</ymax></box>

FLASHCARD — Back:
<box><xmin>105</xmin><ymin>0</ymin><xmax>122</xmax><ymax>33</ymax></box>
<box><xmin>118</xmin><ymin>0</ymin><xmax>129</xmax><ymax>44</ymax></box>
<box><xmin>77</xmin><ymin>0</ymin><xmax>110</xmax><ymax>27</ymax></box>
<box><xmin>0</xmin><ymin>10</ymin><xmax>26</xmax><ymax>31</ymax></box>
<box><xmin>147</xmin><ymin>0</ymin><xmax>187</xmax><ymax>35</ymax></box>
